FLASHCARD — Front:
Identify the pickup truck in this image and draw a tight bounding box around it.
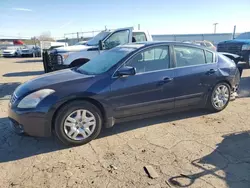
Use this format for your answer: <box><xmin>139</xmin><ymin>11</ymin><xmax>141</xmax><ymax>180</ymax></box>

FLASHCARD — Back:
<box><xmin>217</xmin><ymin>32</ymin><xmax>250</xmax><ymax>68</ymax></box>
<box><xmin>43</xmin><ymin>27</ymin><xmax>153</xmax><ymax>72</ymax></box>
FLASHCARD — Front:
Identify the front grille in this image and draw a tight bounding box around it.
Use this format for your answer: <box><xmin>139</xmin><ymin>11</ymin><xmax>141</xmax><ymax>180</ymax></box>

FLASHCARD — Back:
<box><xmin>48</xmin><ymin>54</ymin><xmax>60</xmax><ymax>65</ymax></box>
<box><xmin>217</xmin><ymin>43</ymin><xmax>242</xmax><ymax>55</ymax></box>
<box><xmin>10</xmin><ymin>93</ymin><xmax>18</xmax><ymax>104</ymax></box>
<box><xmin>42</xmin><ymin>51</ymin><xmax>63</xmax><ymax>72</ymax></box>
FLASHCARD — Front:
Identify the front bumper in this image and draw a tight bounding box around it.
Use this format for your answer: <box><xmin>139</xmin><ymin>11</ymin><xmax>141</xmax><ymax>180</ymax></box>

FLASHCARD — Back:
<box><xmin>3</xmin><ymin>53</ymin><xmax>15</xmax><ymax>57</ymax></box>
<box><xmin>8</xmin><ymin>105</ymin><xmax>52</xmax><ymax>137</ymax></box>
<box><xmin>241</xmin><ymin>50</ymin><xmax>250</xmax><ymax>65</ymax></box>
<box><xmin>21</xmin><ymin>52</ymin><xmax>32</xmax><ymax>56</ymax></box>
<box><xmin>42</xmin><ymin>51</ymin><xmax>68</xmax><ymax>72</ymax></box>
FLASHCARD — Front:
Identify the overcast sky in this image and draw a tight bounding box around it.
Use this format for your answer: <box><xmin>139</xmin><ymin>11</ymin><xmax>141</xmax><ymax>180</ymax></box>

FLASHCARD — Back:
<box><xmin>0</xmin><ymin>0</ymin><xmax>250</xmax><ymax>39</ymax></box>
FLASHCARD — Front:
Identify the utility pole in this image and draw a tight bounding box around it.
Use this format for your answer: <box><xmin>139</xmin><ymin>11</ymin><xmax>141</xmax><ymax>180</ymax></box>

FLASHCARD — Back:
<box><xmin>213</xmin><ymin>23</ymin><xmax>218</xmax><ymax>34</ymax></box>
<box><xmin>233</xmin><ymin>25</ymin><xmax>236</xmax><ymax>39</ymax></box>
<box><xmin>76</xmin><ymin>32</ymin><xmax>79</xmax><ymax>42</ymax></box>
<box><xmin>138</xmin><ymin>24</ymin><xmax>140</xmax><ymax>30</ymax></box>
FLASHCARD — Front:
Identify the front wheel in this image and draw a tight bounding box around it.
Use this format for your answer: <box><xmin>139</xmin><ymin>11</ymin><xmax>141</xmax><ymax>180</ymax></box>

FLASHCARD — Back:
<box><xmin>54</xmin><ymin>101</ymin><xmax>102</xmax><ymax>146</ymax></box>
<box><xmin>206</xmin><ymin>83</ymin><xmax>231</xmax><ymax>112</ymax></box>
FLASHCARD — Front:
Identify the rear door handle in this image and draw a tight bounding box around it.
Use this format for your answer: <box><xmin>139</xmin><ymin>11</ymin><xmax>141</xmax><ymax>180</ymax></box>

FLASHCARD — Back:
<box><xmin>158</xmin><ymin>77</ymin><xmax>173</xmax><ymax>86</ymax></box>
<box><xmin>206</xmin><ymin>69</ymin><xmax>217</xmax><ymax>75</ymax></box>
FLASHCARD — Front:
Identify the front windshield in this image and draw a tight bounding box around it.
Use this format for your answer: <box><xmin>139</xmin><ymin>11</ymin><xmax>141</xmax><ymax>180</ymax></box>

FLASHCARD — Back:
<box><xmin>86</xmin><ymin>31</ymin><xmax>110</xmax><ymax>46</ymax></box>
<box><xmin>77</xmin><ymin>47</ymin><xmax>135</xmax><ymax>75</ymax></box>
<box><xmin>236</xmin><ymin>32</ymin><xmax>250</xmax><ymax>39</ymax></box>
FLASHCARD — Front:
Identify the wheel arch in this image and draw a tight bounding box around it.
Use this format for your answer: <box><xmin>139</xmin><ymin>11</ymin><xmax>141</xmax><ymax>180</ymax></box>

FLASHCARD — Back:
<box><xmin>51</xmin><ymin>97</ymin><xmax>106</xmax><ymax>131</ymax></box>
<box><xmin>215</xmin><ymin>79</ymin><xmax>232</xmax><ymax>89</ymax></box>
<box><xmin>205</xmin><ymin>80</ymin><xmax>232</xmax><ymax>105</ymax></box>
<box><xmin>69</xmin><ymin>58</ymin><xmax>90</xmax><ymax>68</ymax></box>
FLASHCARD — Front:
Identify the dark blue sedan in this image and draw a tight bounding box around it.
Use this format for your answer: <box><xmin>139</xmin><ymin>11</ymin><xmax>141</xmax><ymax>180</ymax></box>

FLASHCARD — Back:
<box><xmin>8</xmin><ymin>42</ymin><xmax>239</xmax><ymax>145</ymax></box>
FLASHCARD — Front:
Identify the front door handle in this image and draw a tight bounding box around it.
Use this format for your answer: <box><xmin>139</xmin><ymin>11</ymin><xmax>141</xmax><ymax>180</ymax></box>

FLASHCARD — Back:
<box><xmin>206</xmin><ymin>69</ymin><xmax>217</xmax><ymax>75</ymax></box>
<box><xmin>163</xmin><ymin>77</ymin><xmax>173</xmax><ymax>82</ymax></box>
<box><xmin>158</xmin><ymin>77</ymin><xmax>173</xmax><ymax>86</ymax></box>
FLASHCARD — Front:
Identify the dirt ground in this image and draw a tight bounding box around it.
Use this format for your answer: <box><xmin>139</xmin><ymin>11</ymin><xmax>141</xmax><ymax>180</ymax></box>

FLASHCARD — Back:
<box><xmin>0</xmin><ymin>57</ymin><xmax>250</xmax><ymax>188</ymax></box>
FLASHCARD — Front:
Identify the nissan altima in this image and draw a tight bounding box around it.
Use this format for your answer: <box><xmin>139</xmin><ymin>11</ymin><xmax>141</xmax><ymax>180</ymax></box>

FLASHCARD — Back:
<box><xmin>8</xmin><ymin>42</ymin><xmax>239</xmax><ymax>146</ymax></box>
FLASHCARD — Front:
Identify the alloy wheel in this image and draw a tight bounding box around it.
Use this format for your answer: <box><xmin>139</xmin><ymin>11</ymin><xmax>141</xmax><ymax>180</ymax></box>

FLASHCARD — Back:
<box><xmin>212</xmin><ymin>84</ymin><xmax>230</xmax><ymax>109</ymax></box>
<box><xmin>63</xmin><ymin>109</ymin><xmax>96</xmax><ymax>141</ymax></box>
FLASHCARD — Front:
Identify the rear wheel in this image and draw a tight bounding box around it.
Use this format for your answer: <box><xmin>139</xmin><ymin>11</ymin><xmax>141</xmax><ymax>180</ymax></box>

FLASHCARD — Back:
<box><xmin>206</xmin><ymin>83</ymin><xmax>231</xmax><ymax>112</ymax></box>
<box><xmin>54</xmin><ymin>101</ymin><xmax>102</xmax><ymax>146</ymax></box>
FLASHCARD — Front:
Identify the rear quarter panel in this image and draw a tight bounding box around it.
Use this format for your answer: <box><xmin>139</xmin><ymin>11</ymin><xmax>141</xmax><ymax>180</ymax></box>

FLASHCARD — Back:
<box><xmin>217</xmin><ymin>54</ymin><xmax>238</xmax><ymax>88</ymax></box>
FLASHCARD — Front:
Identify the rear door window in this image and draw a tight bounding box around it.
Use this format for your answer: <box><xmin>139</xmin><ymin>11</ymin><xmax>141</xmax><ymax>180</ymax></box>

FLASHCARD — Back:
<box><xmin>132</xmin><ymin>32</ymin><xmax>147</xmax><ymax>42</ymax></box>
<box><xmin>174</xmin><ymin>46</ymin><xmax>206</xmax><ymax>67</ymax></box>
<box><xmin>205</xmin><ymin>51</ymin><xmax>214</xmax><ymax>63</ymax></box>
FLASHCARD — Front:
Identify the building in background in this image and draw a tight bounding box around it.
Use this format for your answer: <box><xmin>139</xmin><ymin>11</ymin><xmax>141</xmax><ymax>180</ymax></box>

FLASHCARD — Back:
<box><xmin>152</xmin><ymin>33</ymin><xmax>239</xmax><ymax>45</ymax></box>
<box><xmin>56</xmin><ymin>32</ymin><xmax>238</xmax><ymax>46</ymax></box>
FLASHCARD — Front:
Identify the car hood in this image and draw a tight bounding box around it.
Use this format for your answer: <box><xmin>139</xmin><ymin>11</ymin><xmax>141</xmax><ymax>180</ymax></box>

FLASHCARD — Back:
<box><xmin>219</xmin><ymin>39</ymin><xmax>250</xmax><ymax>45</ymax></box>
<box><xmin>14</xmin><ymin>69</ymin><xmax>94</xmax><ymax>97</ymax></box>
<box><xmin>56</xmin><ymin>45</ymin><xmax>96</xmax><ymax>53</ymax></box>
<box><xmin>3</xmin><ymin>49</ymin><xmax>16</xmax><ymax>53</ymax></box>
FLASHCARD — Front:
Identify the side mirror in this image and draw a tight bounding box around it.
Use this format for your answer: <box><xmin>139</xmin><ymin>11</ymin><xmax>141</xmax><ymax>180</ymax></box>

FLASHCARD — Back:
<box><xmin>98</xmin><ymin>40</ymin><xmax>104</xmax><ymax>50</ymax></box>
<box><xmin>116</xmin><ymin>66</ymin><xmax>136</xmax><ymax>77</ymax></box>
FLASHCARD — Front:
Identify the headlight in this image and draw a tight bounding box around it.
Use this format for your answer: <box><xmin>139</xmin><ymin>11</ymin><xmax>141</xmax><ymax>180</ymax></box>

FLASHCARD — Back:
<box><xmin>62</xmin><ymin>53</ymin><xmax>69</xmax><ymax>60</ymax></box>
<box><xmin>57</xmin><ymin>53</ymin><xmax>69</xmax><ymax>64</ymax></box>
<box><xmin>17</xmin><ymin>89</ymin><xmax>55</xmax><ymax>109</ymax></box>
<box><xmin>242</xmin><ymin>44</ymin><xmax>250</xmax><ymax>51</ymax></box>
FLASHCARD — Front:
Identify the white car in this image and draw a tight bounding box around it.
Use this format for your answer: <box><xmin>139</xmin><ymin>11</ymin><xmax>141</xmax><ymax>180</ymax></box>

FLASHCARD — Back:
<box><xmin>43</xmin><ymin>27</ymin><xmax>153</xmax><ymax>72</ymax></box>
<box><xmin>2</xmin><ymin>46</ymin><xmax>22</xmax><ymax>57</ymax></box>
<box><xmin>21</xmin><ymin>45</ymin><xmax>41</xmax><ymax>57</ymax></box>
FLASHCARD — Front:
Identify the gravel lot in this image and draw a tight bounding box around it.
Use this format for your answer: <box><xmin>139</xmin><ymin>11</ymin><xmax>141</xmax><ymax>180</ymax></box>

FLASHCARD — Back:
<box><xmin>0</xmin><ymin>57</ymin><xmax>250</xmax><ymax>188</ymax></box>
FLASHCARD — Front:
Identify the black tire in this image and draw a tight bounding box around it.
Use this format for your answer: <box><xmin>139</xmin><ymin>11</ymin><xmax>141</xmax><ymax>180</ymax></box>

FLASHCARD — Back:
<box><xmin>206</xmin><ymin>82</ymin><xmax>231</xmax><ymax>112</ymax></box>
<box><xmin>54</xmin><ymin>101</ymin><xmax>102</xmax><ymax>146</ymax></box>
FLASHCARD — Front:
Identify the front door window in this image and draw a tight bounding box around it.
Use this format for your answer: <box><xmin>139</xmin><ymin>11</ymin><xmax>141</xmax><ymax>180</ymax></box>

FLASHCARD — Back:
<box><xmin>126</xmin><ymin>45</ymin><xmax>170</xmax><ymax>73</ymax></box>
<box><xmin>104</xmin><ymin>30</ymin><xmax>130</xmax><ymax>49</ymax></box>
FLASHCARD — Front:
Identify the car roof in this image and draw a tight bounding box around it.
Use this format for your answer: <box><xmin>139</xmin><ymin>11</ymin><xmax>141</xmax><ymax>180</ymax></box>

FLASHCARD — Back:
<box><xmin>122</xmin><ymin>41</ymin><xmax>213</xmax><ymax>51</ymax></box>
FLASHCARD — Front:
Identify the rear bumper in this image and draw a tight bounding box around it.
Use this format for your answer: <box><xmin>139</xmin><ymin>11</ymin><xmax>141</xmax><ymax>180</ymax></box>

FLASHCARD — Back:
<box><xmin>8</xmin><ymin>105</ymin><xmax>52</xmax><ymax>137</ymax></box>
